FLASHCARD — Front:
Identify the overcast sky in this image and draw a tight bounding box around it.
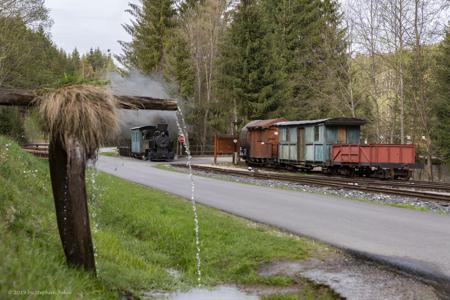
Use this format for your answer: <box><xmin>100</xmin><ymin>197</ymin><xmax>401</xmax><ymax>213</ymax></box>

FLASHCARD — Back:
<box><xmin>45</xmin><ymin>0</ymin><xmax>133</xmax><ymax>56</ymax></box>
<box><xmin>45</xmin><ymin>0</ymin><xmax>446</xmax><ymax>57</ymax></box>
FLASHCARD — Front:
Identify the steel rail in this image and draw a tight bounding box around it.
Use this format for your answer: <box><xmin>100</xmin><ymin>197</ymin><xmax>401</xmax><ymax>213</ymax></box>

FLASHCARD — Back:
<box><xmin>251</xmin><ymin>167</ymin><xmax>450</xmax><ymax>192</ymax></box>
<box><xmin>240</xmin><ymin>165</ymin><xmax>450</xmax><ymax>192</ymax></box>
<box><xmin>173</xmin><ymin>164</ymin><xmax>450</xmax><ymax>203</ymax></box>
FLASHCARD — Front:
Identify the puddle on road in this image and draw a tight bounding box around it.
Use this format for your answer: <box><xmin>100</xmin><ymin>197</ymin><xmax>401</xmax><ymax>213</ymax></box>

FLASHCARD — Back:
<box><xmin>258</xmin><ymin>256</ymin><xmax>440</xmax><ymax>300</ymax></box>
<box><xmin>143</xmin><ymin>286</ymin><xmax>259</xmax><ymax>300</ymax></box>
<box><xmin>144</xmin><ymin>255</ymin><xmax>441</xmax><ymax>300</ymax></box>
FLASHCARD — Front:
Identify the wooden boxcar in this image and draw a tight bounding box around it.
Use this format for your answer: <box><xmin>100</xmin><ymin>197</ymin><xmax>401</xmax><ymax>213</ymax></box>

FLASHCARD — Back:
<box><xmin>276</xmin><ymin>118</ymin><xmax>366</xmax><ymax>169</ymax></box>
<box><xmin>240</xmin><ymin>118</ymin><xmax>287</xmax><ymax>165</ymax></box>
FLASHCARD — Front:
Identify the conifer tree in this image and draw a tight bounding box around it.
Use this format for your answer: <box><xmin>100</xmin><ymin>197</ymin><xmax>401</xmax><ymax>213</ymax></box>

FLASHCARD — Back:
<box><xmin>217</xmin><ymin>0</ymin><xmax>279</xmax><ymax>123</ymax></box>
<box><xmin>118</xmin><ymin>0</ymin><xmax>175</xmax><ymax>73</ymax></box>
<box><xmin>70</xmin><ymin>48</ymin><xmax>81</xmax><ymax>75</ymax></box>
<box><xmin>261</xmin><ymin>0</ymin><xmax>347</xmax><ymax>119</ymax></box>
<box><xmin>164</xmin><ymin>31</ymin><xmax>195</xmax><ymax>99</ymax></box>
<box><xmin>434</xmin><ymin>29</ymin><xmax>450</xmax><ymax>164</ymax></box>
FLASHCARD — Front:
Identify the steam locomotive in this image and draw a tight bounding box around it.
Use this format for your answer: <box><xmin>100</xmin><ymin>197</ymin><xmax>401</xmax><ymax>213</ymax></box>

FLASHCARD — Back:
<box><xmin>129</xmin><ymin>124</ymin><xmax>175</xmax><ymax>161</ymax></box>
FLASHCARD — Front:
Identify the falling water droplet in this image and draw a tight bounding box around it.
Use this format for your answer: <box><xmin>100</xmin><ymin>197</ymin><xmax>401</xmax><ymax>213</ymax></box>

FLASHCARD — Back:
<box><xmin>176</xmin><ymin>106</ymin><xmax>202</xmax><ymax>287</ymax></box>
<box><xmin>89</xmin><ymin>157</ymin><xmax>101</xmax><ymax>271</ymax></box>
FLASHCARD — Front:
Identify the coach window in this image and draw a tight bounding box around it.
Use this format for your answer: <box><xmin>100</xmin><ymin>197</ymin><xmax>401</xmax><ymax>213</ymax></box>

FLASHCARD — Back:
<box><xmin>280</xmin><ymin>128</ymin><xmax>287</xmax><ymax>142</ymax></box>
<box><xmin>289</xmin><ymin>127</ymin><xmax>297</xmax><ymax>143</ymax></box>
<box><xmin>314</xmin><ymin>125</ymin><xmax>320</xmax><ymax>142</ymax></box>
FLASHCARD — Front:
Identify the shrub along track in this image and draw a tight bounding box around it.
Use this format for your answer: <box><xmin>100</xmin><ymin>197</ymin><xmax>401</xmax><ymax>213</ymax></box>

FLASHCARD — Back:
<box><xmin>172</xmin><ymin>164</ymin><xmax>450</xmax><ymax>204</ymax></box>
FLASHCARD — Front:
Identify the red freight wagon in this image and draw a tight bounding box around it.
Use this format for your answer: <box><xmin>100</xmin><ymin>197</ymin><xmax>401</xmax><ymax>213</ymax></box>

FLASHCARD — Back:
<box><xmin>331</xmin><ymin>144</ymin><xmax>418</xmax><ymax>179</ymax></box>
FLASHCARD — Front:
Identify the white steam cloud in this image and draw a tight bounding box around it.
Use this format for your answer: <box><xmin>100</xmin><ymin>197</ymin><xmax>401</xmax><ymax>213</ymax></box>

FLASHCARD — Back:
<box><xmin>107</xmin><ymin>71</ymin><xmax>178</xmax><ymax>142</ymax></box>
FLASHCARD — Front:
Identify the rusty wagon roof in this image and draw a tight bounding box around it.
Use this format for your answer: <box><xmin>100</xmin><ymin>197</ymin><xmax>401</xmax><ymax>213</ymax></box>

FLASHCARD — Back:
<box><xmin>245</xmin><ymin>118</ymin><xmax>288</xmax><ymax>130</ymax></box>
<box><xmin>276</xmin><ymin>118</ymin><xmax>366</xmax><ymax>127</ymax></box>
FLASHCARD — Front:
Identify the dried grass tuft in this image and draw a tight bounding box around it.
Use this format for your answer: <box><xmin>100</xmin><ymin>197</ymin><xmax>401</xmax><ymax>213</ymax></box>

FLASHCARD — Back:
<box><xmin>39</xmin><ymin>85</ymin><xmax>119</xmax><ymax>158</ymax></box>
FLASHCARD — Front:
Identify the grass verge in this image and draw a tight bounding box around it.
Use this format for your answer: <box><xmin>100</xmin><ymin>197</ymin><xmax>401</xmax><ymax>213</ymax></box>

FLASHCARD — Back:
<box><xmin>99</xmin><ymin>151</ymin><xmax>118</xmax><ymax>157</ymax></box>
<box><xmin>0</xmin><ymin>136</ymin><xmax>337</xmax><ymax>299</ymax></box>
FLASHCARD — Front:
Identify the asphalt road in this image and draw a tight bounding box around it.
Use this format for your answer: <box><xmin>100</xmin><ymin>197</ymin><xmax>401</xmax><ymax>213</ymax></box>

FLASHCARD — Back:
<box><xmin>96</xmin><ymin>155</ymin><xmax>450</xmax><ymax>285</ymax></box>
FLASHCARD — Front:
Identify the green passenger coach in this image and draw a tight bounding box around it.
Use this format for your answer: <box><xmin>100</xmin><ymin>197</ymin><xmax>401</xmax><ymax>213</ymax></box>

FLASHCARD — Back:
<box><xmin>276</xmin><ymin>118</ymin><xmax>366</xmax><ymax>169</ymax></box>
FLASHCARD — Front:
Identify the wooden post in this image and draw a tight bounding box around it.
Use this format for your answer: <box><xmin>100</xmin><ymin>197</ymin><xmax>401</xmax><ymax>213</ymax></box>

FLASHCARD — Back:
<box><xmin>234</xmin><ymin>136</ymin><xmax>239</xmax><ymax>165</ymax></box>
<box><xmin>214</xmin><ymin>135</ymin><xmax>217</xmax><ymax>165</ymax></box>
<box><xmin>49</xmin><ymin>136</ymin><xmax>96</xmax><ymax>274</ymax></box>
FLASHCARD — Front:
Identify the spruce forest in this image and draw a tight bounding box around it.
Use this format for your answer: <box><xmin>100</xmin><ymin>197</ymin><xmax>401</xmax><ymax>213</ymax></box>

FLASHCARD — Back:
<box><xmin>116</xmin><ymin>0</ymin><xmax>450</xmax><ymax>179</ymax></box>
<box><xmin>1</xmin><ymin>0</ymin><xmax>449</xmax><ymax>179</ymax></box>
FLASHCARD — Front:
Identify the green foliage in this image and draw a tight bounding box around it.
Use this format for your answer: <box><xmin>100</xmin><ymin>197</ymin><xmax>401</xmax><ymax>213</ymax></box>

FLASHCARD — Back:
<box><xmin>267</xmin><ymin>0</ymin><xmax>348</xmax><ymax>119</ymax></box>
<box><xmin>0</xmin><ymin>16</ymin><xmax>113</xmax><ymax>90</ymax></box>
<box><xmin>215</xmin><ymin>0</ymin><xmax>348</xmax><ymax>128</ymax></box>
<box><xmin>433</xmin><ymin>29</ymin><xmax>450</xmax><ymax>164</ymax></box>
<box><xmin>164</xmin><ymin>30</ymin><xmax>195</xmax><ymax>99</ymax></box>
<box><xmin>118</xmin><ymin>0</ymin><xmax>175</xmax><ymax>73</ymax></box>
<box><xmin>0</xmin><ymin>17</ymin><xmax>69</xmax><ymax>89</ymax></box>
<box><xmin>68</xmin><ymin>48</ymin><xmax>81</xmax><ymax>75</ymax></box>
<box><xmin>54</xmin><ymin>73</ymin><xmax>109</xmax><ymax>88</ymax></box>
<box><xmin>0</xmin><ymin>10</ymin><xmax>113</xmax><ymax>144</ymax></box>
<box><xmin>262</xmin><ymin>280</ymin><xmax>339</xmax><ymax>300</ymax></box>
<box><xmin>80</xmin><ymin>48</ymin><xmax>115</xmax><ymax>80</ymax></box>
<box><xmin>216</xmin><ymin>0</ymin><xmax>280</xmax><ymax>124</ymax></box>
<box><xmin>0</xmin><ymin>0</ymin><xmax>54</xmax><ymax>88</ymax></box>
<box><xmin>0</xmin><ymin>107</ymin><xmax>25</xmax><ymax>144</ymax></box>
<box><xmin>23</xmin><ymin>108</ymin><xmax>46</xmax><ymax>142</ymax></box>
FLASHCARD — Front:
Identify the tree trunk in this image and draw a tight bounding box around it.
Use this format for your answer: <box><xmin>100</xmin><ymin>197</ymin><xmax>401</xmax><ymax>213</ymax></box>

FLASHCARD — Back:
<box><xmin>348</xmin><ymin>63</ymin><xmax>356</xmax><ymax>118</ymax></box>
<box><xmin>201</xmin><ymin>109</ymin><xmax>209</xmax><ymax>154</ymax></box>
<box><xmin>426</xmin><ymin>140</ymin><xmax>433</xmax><ymax>182</ymax></box>
<box><xmin>399</xmin><ymin>65</ymin><xmax>405</xmax><ymax>144</ymax></box>
<box><xmin>412</xmin><ymin>0</ymin><xmax>433</xmax><ymax>181</ymax></box>
<box><xmin>369</xmin><ymin>0</ymin><xmax>381</xmax><ymax>142</ymax></box>
<box><xmin>398</xmin><ymin>0</ymin><xmax>405</xmax><ymax>145</ymax></box>
<box><xmin>49</xmin><ymin>137</ymin><xmax>96</xmax><ymax>274</ymax></box>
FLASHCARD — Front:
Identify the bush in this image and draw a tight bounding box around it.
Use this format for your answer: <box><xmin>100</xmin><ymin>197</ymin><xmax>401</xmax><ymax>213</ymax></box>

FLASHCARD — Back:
<box><xmin>0</xmin><ymin>107</ymin><xmax>25</xmax><ymax>144</ymax></box>
<box><xmin>23</xmin><ymin>108</ymin><xmax>46</xmax><ymax>143</ymax></box>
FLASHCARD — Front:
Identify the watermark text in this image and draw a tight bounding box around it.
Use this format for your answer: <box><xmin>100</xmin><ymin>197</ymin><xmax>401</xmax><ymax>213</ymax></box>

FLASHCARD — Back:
<box><xmin>8</xmin><ymin>290</ymin><xmax>71</xmax><ymax>296</ymax></box>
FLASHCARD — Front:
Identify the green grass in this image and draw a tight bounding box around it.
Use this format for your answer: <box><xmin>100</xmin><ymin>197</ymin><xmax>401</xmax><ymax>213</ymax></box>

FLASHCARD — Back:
<box><xmin>99</xmin><ymin>151</ymin><xmax>118</xmax><ymax>157</ymax></box>
<box><xmin>0</xmin><ymin>136</ymin><xmax>337</xmax><ymax>299</ymax></box>
<box><xmin>0</xmin><ymin>136</ymin><xmax>114</xmax><ymax>299</ymax></box>
<box><xmin>260</xmin><ymin>279</ymin><xmax>340</xmax><ymax>300</ymax></box>
<box><xmin>154</xmin><ymin>163</ymin><xmax>184</xmax><ymax>172</ymax></box>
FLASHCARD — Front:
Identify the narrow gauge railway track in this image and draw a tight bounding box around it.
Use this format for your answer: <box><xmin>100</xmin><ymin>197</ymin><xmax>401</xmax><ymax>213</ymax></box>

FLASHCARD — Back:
<box><xmin>407</xmin><ymin>180</ymin><xmax>450</xmax><ymax>191</ymax></box>
<box><xmin>172</xmin><ymin>164</ymin><xmax>450</xmax><ymax>203</ymax></box>
<box><xmin>328</xmin><ymin>177</ymin><xmax>450</xmax><ymax>193</ymax></box>
<box><xmin>22</xmin><ymin>143</ymin><xmax>49</xmax><ymax>159</ymax></box>
<box><xmin>248</xmin><ymin>165</ymin><xmax>450</xmax><ymax>193</ymax></box>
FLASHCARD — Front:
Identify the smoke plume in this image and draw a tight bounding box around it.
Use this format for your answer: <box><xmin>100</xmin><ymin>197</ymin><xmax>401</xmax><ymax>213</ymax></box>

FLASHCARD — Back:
<box><xmin>106</xmin><ymin>71</ymin><xmax>179</xmax><ymax>144</ymax></box>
